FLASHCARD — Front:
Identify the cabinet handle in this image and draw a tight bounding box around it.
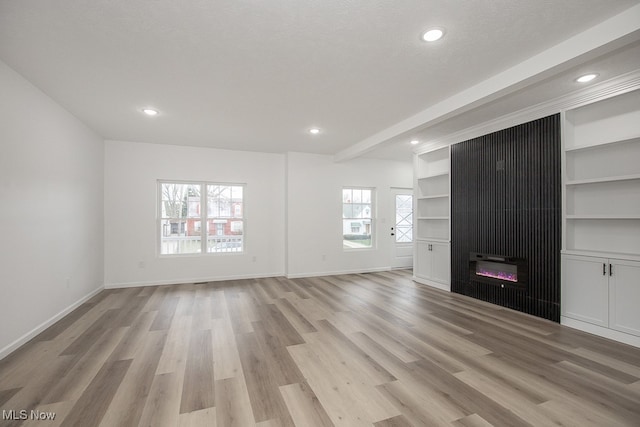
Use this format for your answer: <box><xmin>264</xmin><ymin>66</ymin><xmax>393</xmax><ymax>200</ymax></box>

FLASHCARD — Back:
<box><xmin>603</xmin><ymin>263</ymin><xmax>606</xmax><ymax>276</ymax></box>
<box><xmin>609</xmin><ymin>264</ymin><xmax>613</xmax><ymax>276</ymax></box>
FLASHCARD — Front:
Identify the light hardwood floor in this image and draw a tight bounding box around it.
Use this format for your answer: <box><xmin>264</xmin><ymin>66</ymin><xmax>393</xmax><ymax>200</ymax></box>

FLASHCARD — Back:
<box><xmin>1</xmin><ymin>270</ymin><xmax>640</xmax><ymax>426</ymax></box>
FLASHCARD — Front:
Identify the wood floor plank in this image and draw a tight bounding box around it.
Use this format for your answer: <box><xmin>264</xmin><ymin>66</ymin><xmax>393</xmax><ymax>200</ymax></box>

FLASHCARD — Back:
<box><xmin>0</xmin><ymin>339</ymin><xmax>74</xmax><ymax>389</ymax></box>
<box><xmin>0</xmin><ymin>387</ymin><xmax>21</xmax><ymax>406</ymax></box>
<box><xmin>224</xmin><ymin>289</ymin><xmax>254</xmax><ymax>334</ymax></box>
<box><xmin>150</xmin><ymin>296</ymin><xmax>180</xmax><ymax>331</ymax></box>
<box><xmin>2</xmin><ymin>354</ymin><xmax>78</xmax><ymax>427</ymax></box>
<box><xmin>1</xmin><ymin>269</ymin><xmax>639</xmax><ymax>426</ymax></box>
<box><xmin>332</xmin><ymin>312</ymin><xmax>422</xmax><ymax>364</ymax></box>
<box><xmin>537</xmin><ymin>397</ymin><xmax>631</xmax><ymax>427</ymax></box>
<box><xmin>156</xmin><ymin>314</ymin><xmax>193</xmax><ymax>375</ymax></box>
<box><xmin>179</xmin><ymin>328</ymin><xmax>215</xmax><ymax>414</ymax></box>
<box><xmin>192</xmin><ymin>287</ymin><xmax>213</xmax><ymax>330</ymax></box>
<box><xmin>235</xmin><ymin>331</ymin><xmax>295</xmax><ymax>426</ymax></box>
<box><xmin>377</xmin><ymin>380</ymin><xmax>459</xmax><ymax>426</ymax></box>
<box><xmin>42</xmin><ymin>326</ymin><xmax>128</xmax><ymax>404</ymax></box>
<box><xmin>60</xmin><ymin>359</ymin><xmax>132</xmax><ymax>427</ymax></box>
<box><xmin>214</xmin><ymin>376</ymin><xmax>256</xmax><ymax>427</ymax></box>
<box><xmin>259</xmin><ymin>303</ymin><xmax>305</xmax><ymax>347</ymax></box>
<box><xmin>570</xmin><ymin>346</ymin><xmax>640</xmax><ymax>378</ymax></box>
<box><xmin>451</xmin><ymin>413</ymin><xmax>494</xmax><ymax>427</ymax></box>
<box><xmin>137</xmin><ymin>372</ymin><xmax>181</xmax><ymax>427</ymax></box>
<box><xmin>211</xmin><ymin>318</ymin><xmax>242</xmax><ymax>380</ymax></box>
<box><xmin>59</xmin><ymin>308</ymin><xmax>122</xmax><ymax>357</ymax></box>
<box><xmin>252</xmin><ymin>321</ymin><xmax>305</xmax><ymax>386</ymax></box>
<box><xmin>275</xmin><ymin>297</ymin><xmax>317</xmax><ymax>334</ymax></box>
<box><xmin>107</xmin><ymin>310</ymin><xmax>157</xmax><ymax>361</ymax></box>
<box><xmin>287</xmin><ymin>343</ymin><xmax>377</xmax><ymax>427</ymax></box>
<box><xmin>116</xmin><ymin>294</ymin><xmax>151</xmax><ymax>327</ymax></box>
<box><xmin>279</xmin><ymin>381</ymin><xmax>334</xmax><ymax>427</ymax></box>
<box><xmin>408</xmin><ymin>358</ymin><xmax>533</xmax><ymax>426</ymax></box>
<box><xmin>373</xmin><ymin>414</ymin><xmax>415</xmax><ymax>427</ymax></box>
<box><xmin>178</xmin><ymin>407</ymin><xmax>216</xmax><ymax>427</ymax></box>
<box><xmin>98</xmin><ymin>330</ymin><xmax>168</xmax><ymax>427</ymax></box>
<box><xmin>210</xmin><ymin>289</ymin><xmax>227</xmax><ymax>319</ymax></box>
<box><xmin>453</xmin><ymin>370</ymin><xmax>556</xmax><ymax>425</ymax></box>
<box><xmin>174</xmin><ymin>284</ymin><xmax>196</xmax><ymax>317</ymax></box>
<box><xmin>314</xmin><ymin>319</ymin><xmax>396</xmax><ymax>385</ymax></box>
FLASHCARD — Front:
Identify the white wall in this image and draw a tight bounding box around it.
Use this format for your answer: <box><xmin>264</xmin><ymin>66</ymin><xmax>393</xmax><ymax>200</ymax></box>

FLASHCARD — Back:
<box><xmin>0</xmin><ymin>60</ymin><xmax>104</xmax><ymax>357</ymax></box>
<box><xmin>104</xmin><ymin>140</ymin><xmax>286</xmax><ymax>287</ymax></box>
<box><xmin>286</xmin><ymin>152</ymin><xmax>413</xmax><ymax>277</ymax></box>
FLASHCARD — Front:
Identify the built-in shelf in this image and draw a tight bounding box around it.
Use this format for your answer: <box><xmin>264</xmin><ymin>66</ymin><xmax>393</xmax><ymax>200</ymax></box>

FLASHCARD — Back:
<box><xmin>417</xmin><ymin>194</ymin><xmax>449</xmax><ymax>200</ymax></box>
<box><xmin>565</xmin><ymin>135</ymin><xmax>640</xmax><ymax>152</ymax></box>
<box><xmin>418</xmin><ymin>171</ymin><xmax>449</xmax><ymax>179</ymax></box>
<box><xmin>414</xmin><ymin>145</ymin><xmax>451</xmax><ymax>291</ymax></box>
<box><xmin>416</xmin><ymin>237</ymin><xmax>449</xmax><ymax>243</ymax></box>
<box><xmin>566</xmin><ymin>215</ymin><xmax>640</xmax><ymax>220</ymax></box>
<box><xmin>562</xmin><ymin>89</ymin><xmax>640</xmax><ymax>347</ymax></box>
<box><xmin>566</xmin><ymin>174</ymin><xmax>640</xmax><ymax>186</ymax></box>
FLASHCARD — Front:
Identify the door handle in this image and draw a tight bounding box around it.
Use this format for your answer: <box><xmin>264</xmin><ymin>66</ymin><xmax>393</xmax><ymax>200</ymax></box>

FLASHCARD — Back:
<box><xmin>609</xmin><ymin>264</ymin><xmax>613</xmax><ymax>276</ymax></box>
<box><xmin>391</xmin><ymin>233</ymin><xmax>395</xmax><ymax>236</ymax></box>
<box><xmin>603</xmin><ymin>263</ymin><xmax>606</xmax><ymax>276</ymax></box>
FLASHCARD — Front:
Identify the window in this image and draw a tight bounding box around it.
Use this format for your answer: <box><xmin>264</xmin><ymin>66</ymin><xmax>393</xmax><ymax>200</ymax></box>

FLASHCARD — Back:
<box><xmin>395</xmin><ymin>194</ymin><xmax>413</xmax><ymax>243</ymax></box>
<box><xmin>159</xmin><ymin>181</ymin><xmax>244</xmax><ymax>255</ymax></box>
<box><xmin>343</xmin><ymin>187</ymin><xmax>374</xmax><ymax>249</ymax></box>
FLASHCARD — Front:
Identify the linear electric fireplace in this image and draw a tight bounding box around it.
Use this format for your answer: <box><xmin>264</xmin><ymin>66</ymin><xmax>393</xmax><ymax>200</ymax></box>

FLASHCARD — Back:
<box><xmin>469</xmin><ymin>252</ymin><xmax>527</xmax><ymax>290</ymax></box>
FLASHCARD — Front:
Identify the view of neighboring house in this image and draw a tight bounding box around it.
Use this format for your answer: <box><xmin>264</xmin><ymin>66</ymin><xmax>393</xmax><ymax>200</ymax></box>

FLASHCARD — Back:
<box><xmin>160</xmin><ymin>183</ymin><xmax>244</xmax><ymax>254</ymax></box>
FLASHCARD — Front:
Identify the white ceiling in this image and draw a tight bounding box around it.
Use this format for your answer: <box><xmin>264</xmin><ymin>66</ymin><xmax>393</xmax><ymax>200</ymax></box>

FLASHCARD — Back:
<box><xmin>1</xmin><ymin>0</ymin><xmax>639</xmax><ymax>161</ymax></box>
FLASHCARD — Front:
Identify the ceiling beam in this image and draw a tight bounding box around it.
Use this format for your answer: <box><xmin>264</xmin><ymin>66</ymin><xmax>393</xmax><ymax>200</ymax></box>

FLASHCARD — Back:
<box><xmin>334</xmin><ymin>3</ymin><xmax>640</xmax><ymax>162</ymax></box>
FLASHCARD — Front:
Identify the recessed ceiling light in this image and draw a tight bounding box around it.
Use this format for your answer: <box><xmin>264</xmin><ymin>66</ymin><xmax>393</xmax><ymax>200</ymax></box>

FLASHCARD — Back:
<box><xmin>309</xmin><ymin>128</ymin><xmax>321</xmax><ymax>135</ymax></box>
<box><xmin>410</xmin><ymin>140</ymin><xmax>420</xmax><ymax>145</ymax></box>
<box><xmin>575</xmin><ymin>74</ymin><xmax>598</xmax><ymax>83</ymax></box>
<box><xmin>422</xmin><ymin>28</ymin><xmax>444</xmax><ymax>42</ymax></box>
<box><xmin>142</xmin><ymin>108</ymin><xmax>159</xmax><ymax>116</ymax></box>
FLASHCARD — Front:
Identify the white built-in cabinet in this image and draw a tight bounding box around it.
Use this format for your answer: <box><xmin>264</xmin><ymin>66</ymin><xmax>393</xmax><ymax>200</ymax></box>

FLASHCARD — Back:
<box><xmin>414</xmin><ymin>146</ymin><xmax>450</xmax><ymax>291</ymax></box>
<box><xmin>563</xmin><ymin>255</ymin><xmax>640</xmax><ymax>337</ymax></box>
<box><xmin>561</xmin><ymin>89</ymin><xmax>640</xmax><ymax>347</ymax></box>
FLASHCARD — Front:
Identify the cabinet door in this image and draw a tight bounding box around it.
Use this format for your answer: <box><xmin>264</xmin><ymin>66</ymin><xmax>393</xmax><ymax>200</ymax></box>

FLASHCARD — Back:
<box><xmin>562</xmin><ymin>254</ymin><xmax>609</xmax><ymax>327</ymax></box>
<box><xmin>415</xmin><ymin>241</ymin><xmax>432</xmax><ymax>279</ymax></box>
<box><xmin>609</xmin><ymin>259</ymin><xmax>640</xmax><ymax>337</ymax></box>
<box><xmin>430</xmin><ymin>242</ymin><xmax>450</xmax><ymax>284</ymax></box>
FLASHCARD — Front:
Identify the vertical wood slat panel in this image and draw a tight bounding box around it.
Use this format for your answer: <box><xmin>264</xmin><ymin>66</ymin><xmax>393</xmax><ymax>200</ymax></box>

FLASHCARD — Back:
<box><xmin>451</xmin><ymin>114</ymin><xmax>561</xmax><ymax>322</ymax></box>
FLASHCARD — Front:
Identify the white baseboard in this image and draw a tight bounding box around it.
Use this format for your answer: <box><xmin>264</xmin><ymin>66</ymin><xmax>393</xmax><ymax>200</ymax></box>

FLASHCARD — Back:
<box><xmin>104</xmin><ymin>272</ymin><xmax>285</xmax><ymax>289</ymax></box>
<box><xmin>561</xmin><ymin>316</ymin><xmax>640</xmax><ymax>349</ymax></box>
<box><xmin>286</xmin><ymin>266</ymin><xmax>391</xmax><ymax>279</ymax></box>
<box><xmin>0</xmin><ymin>285</ymin><xmax>104</xmax><ymax>361</ymax></box>
<box><xmin>412</xmin><ymin>275</ymin><xmax>451</xmax><ymax>292</ymax></box>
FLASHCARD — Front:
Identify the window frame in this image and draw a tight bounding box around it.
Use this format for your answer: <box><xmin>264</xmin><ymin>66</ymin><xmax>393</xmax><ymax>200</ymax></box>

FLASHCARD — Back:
<box><xmin>157</xmin><ymin>180</ymin><xmax>246</xmax><ymax>257</ymax></box>
<box><xmin>342</xmin><ymin>186</ymin><xmax>375</xmax><ymax>251</ymax></box>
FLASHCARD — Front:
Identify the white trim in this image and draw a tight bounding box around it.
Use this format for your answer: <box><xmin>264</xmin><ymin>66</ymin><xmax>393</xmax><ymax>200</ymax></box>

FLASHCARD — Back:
<box><xmin>416</xmin><ymin>71</ymin><xmax>640</xmax><ymax>151</ymax></box>
<box><xmin>413</xmin><ymin>275</ymin><xmax>451</xmax><ymax>292</ymax></box>
<box><xmin>157</xmin><ymin>180</ymin><xmax>246</xmax><ymax>257</ymax></box>
<box><xmin>104</xmin><ymin>271</ymin><xmax>285</xmax><ymax>289</ymax></box>
<box><xmin>561</xmin><ymin>249</ymin><xmax>640</xmax><ymax>263</ymax></box>
<box><xmin>561</xmin><ymin>316</ymin><xmax>640</xmax><ymax>349</ymax></box>
<box><xmin>286</xmin><ymin>266</ymin><xmax>391</xmax><ymax>279</ymax></box>
<box><xmin>0</xmin><ymin>285</ymin><xmax>104</xmax><ymax>361</ymax></box>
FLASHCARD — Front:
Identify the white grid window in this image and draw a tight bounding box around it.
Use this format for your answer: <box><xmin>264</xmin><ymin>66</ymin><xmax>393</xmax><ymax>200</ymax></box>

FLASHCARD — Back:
<box><xmin>342</xmin><ymin>187</ymin><xmax>374</xmax><ymax>249</ymax></box>
<box><xmin>159</xmin><ymin>181</ymin><xmax>244</xmax><ymax>255</ymax></box>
